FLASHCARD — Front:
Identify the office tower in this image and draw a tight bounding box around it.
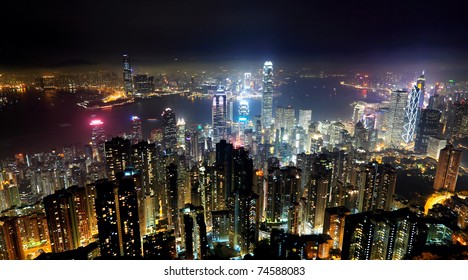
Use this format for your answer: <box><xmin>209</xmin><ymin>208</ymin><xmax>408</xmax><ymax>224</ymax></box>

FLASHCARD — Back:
<box><xmin>43</xmin><ymin>187</ymin><xmax>92</xmax><ymax>253</ymax></box>
<box><xmin>275</xmin><ymin>106</ymin><xmax>295</xmax><ymax>137</ymax></box>
<box><xmin>433</xmin><ymin>144</ymin><xmax>463</xmax><ymax>192</ymax></box>
<box><xmin>298</xmin><ymin>109</ymin><xmax>312</xmax><ymax>130</ymax></box>
<box><xmin>104</xmin><ymin>137</ymin><xmax>131</xmax><ymax>181</ymax></box>
<box><xmin>352</xmin><ymin>102</ymin><xmax>366</xmax><ymax>124</ymax></box>
<box><xmin>90</xmin><ymin>119</ymin><xmax>106</xmax><ymax>162</ymax></box>
<box><xmin>123</xmin><ymin>54</ymin><xmax>133</xmax><ymax>96</ymax></box>
<box><xmin>162</xmin><ymin>108</ymin><xmax>177</xmax><ymax>151</ymax></box>
<box><xmin>143</xmin><ymin>229</ymin><xmax>177</xmax><ymax>259</ymax></box>
<box><xmin>341</xmin><ymin>208</ymin><xmax>427</xmax><ymax>260</ymax></box>
<box><xmin>166</xmin><ymin>163</ymin><xmax>179</xmax><ymax>237</ymax></box>
<box><xmin>180</xmin><ymin>204</ymin><xmax>208</xmax><ymax>260</ymax></box>
<box><xmin>414</xmin><ymin>109</ymin><xmax>441</xmax><ymax>153</ymax></box>
<box><xmin>176</xmin><ymin>118</ymin><xmax>186</xmax><ymax>151</ymax></box>
<box><xmin>386</xmin><ymin>90</ymin><xmax>408</xmax><ymax>149</ymax></box>
<box><xmin>131</xmin><ymin>141</ymin><xmax>156</xmax><ymax>195</ymax></box>
<box><xmin>262</xmin><ymin>61</ymin><xmax>274</xmax><ymax>129</ymax></box>
<box><xmin>238</xmin><ymin>100</ymin><xmax>249</xmax><ymax>146</ymax></box>
<box><xmin>212</xmin><ymin>86</ymin><xmax>228</xmax><ymax>145</ymax></box>
<box><xmin>426</xmin><ymin>137</ymin><xmax>447</xmax><ymax>160</ymax></box>
<box><xmin>402</xmin><ymin>85</ymin><xmax>422</xmax><ymax>143</ymax></box>
<box><xmin>95</xmin><ymin>177</ymin><xmax>142</xmax><ymax>258</ymax></box>
<box><xmin>446</xmin><ymin>100</ymin><xmax>468</xmax><ymax>141</ymax></box>
<box><xmin>243</xmin><ymin>72</ymin><xmax>252</xmax><ymax>92</ymax></box>
<box><xmin>416</xmin><ymin>71</ymin><xmax>426</xmax><ymax>108</ymax></box>
<box><xmin>133</xmin><ymin>74</ymin><xmax>154</xmax><ymax>96</ymax></box>
<box><xmin>130</xmin><ymin>116</ymin><xmax>143</xmax><ymax>144</ymax></box>
<box><xmin>353</xmin><ymin>121</ymin><xmax>368</xmax><ymax>151</ymax></box>
<box><xmin>323</xmin><ymin>206</ymin><xmax>350</xmax><ymax>250</ymax></box>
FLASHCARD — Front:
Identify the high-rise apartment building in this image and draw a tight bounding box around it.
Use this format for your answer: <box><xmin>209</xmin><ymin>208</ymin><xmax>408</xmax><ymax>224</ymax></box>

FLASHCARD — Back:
<box><xmin>433</xmin><ymin>144</ymin><xmax>463</xmax><ymax>192</ymax></box>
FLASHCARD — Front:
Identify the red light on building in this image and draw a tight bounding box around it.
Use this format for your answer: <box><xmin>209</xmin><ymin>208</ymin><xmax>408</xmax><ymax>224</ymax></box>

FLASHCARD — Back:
<box><xmin>90</xmin><ymin>120</ymin><xmax>104</xmax><ymax>126</ymax></box>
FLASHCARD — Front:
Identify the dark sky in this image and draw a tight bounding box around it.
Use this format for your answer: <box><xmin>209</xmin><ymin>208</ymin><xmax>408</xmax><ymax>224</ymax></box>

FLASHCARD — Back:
<box><xmin>2</xmin><ymin>0</ymin><xmax>468</xmax><ymax>70</ymax></box>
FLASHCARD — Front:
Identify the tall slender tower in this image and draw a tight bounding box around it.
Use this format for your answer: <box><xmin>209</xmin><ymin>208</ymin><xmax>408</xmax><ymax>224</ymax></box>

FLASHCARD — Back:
<box><xmin>261</xmin><ymin>61</ymin><xmax>273</xmax><ymax>129</ymax></box>
<box><xmin>90</xmin><ymin>119</ymin><xmax>106</xmax><ymax>162</ymax></box>
<box><xmin>162</xmin><ymin>108</ymin><xmax>177</xmax><ymax>151</ymax></box>
<box><xmin>417</xmin><ymin>71</ymin><xmax>426</xmax><ymax>108</ymax></box>
<box><xmin>402</xmin><ymin>85</ymin><xmax>422</xmax><ymax>143</ymax></box>
<box><xmin>212</xmin><ymin>86</ymin><xmax>228</xmax><ymax>145</ymax></box>
<box><xmin>123</xmin><ymin>54</ymin><xmax>133</xmax><ymax>96</ymax></box>
<box><xmin>131</xmin><ymin>115</ymin><xmax>143</xmax><ymax>144</ymax></box>
<box><xmin>386</xmin><ymin>90</ymin><xmax>408</xmax><ymax>149</ymax></box>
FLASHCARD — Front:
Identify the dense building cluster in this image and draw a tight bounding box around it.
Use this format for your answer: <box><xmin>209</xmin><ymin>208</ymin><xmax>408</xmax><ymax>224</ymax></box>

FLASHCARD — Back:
<box><xmin>0</xmin><ymin>58</ymin><xmax>467</xmax><ymax>260</ymax></box>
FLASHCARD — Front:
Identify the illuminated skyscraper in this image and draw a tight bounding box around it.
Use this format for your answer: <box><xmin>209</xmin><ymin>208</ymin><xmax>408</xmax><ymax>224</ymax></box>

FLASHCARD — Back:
<box><xmin>176</xmin><ymin>118</ymin><xmax>186</xmax><ymax>151</ymax></box>
<box><xmin>261</xmin><ymin>61</ymin><xmax>273</xmax><ymax>129</ymax></box>
<box><xmin>43</xmin><ymin>187</ymin><xmax>92</xmax><ymax>253</ymax></box>
<box><xmin>123</xmin><ymin>54</ymin><xmax>133</xmax><ymax>96</ymax></box>
<box><xmin>298</xmin><ymin>109</ymin><xmax>312</xmax><ymax>130</ymax></box>
<box><xmin>90</xmin><ymin>119</ymin><xmax>106</xmax><ymax>162</ymax></box>
<box><xmin>243</xmin><ymin>72</ymin><xmax>252</xmax><ymax>92</ymax></box>
<box><xmin>104</xmin><ymin>137</ymin><xmax>131</xmax><ymax>181</ymax></box>
<box><xmin>95</xmin><ymin>177</ymin><xmax>142</xmax><ymax>258</ymax></box>
<box><xmin>433</xmin><ymin>144</ymin><xmax>463</xmax><ymax>192</ymax></box>
<box><xmin>341</xmin><ymin>208</ymin><xmax>427</xmax><ymax>260</ymax></box>
<box><xmin>180</xmin><ymin>204</ymin><xmax>208</xmax><ymax>260</ymax></box>
<box><xmin>414</xmin><ymin>109</ymin><xmax>441</xmax><ymax>153</ymax></box>
<box><xmin>212</xmin><ymin>86</ymin><xmax>228</xmax><ymax>145</ymax></box>
<box><xmin>131</xmin><ymin>115</ymin><xmax>143</xmax><ymax>144</ymax></box>
<box><xmin>402</xmin><ymin>85</ymin><xmax>422</xmax><ymax>143</ymax></box>
<box><xmin>416</xmin><ymin>71</ymin><xmax>426</xmax><ymax>108</ymax></box>
<box><xmin>238</xmin><ymin>100</ymin><xmax>249</xmax><ymax>146</ymax></box>
<box><xmin>162</xmin><ymin>108</ymin><xmax>177</xmax><ymax>151</ymax></box>
<box><xmin>386</xmin><ymin>90</ymin><xmax>407</xmax><ymax>149</ymax></box>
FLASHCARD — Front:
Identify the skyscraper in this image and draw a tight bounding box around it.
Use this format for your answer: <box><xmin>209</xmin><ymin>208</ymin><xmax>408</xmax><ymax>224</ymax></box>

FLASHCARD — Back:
<box><xmin>261</xmin><ymin>61</ymin><xmax>274</xmax><ymax>129</ymax></box>
<box><xmin>131</xmin><ymin>115</ymin><xmax>143</xmax><ymax>144</ymax></box>
<box><xmin>123</xmin><ymin>54</ymin><xmax>133</xmax><ymax>96</ymax></box>
<box><xmin>90</xmin><ymin>119</ymin><xmax>106</xmax><ymax>162</ymax></box>
<box><xmin>104</xmin><ymin>137</ymin><xmax>131</xmax><ymax>181</ymax></box>
<box><xmin>402</xmin><ymin>85</ymin><xmax>422</xmax><ymax>143</ymax></box>
<box><xmin>414</xmin><ymin>109</ymin><xmax>441</xmax><ymax>153</ymax></box>
<box><xmin>298</xmin><ymin>109</ymin><xmax>312</xmax><ymax>130</ymax></box>
<box><xmin>95</xmin><ymin>177</ymin><xmax>142</xmax><ymax>258</ymax></box>
<box><xmin>162</xmin><ymin>108</ymin><xmax>177</xmax><ymax>151</ymax></box>
<box><xmin>238</xmin><ymin>100</ymin><xmax>249</xmax><ymax>146</ymax></box>
<box><xmin>433</xmin><ymin>144</ymin><xmax>463</xmax><ymax>192</ymax></box>
<box><xmin>341</xmin><ymin>208</ymin><xmax>427</xmax><ymax>260</ymax></box>
<box><xmin>416</xmin><ymin>71</ymin><xmax>426</xmax><ymax>108</ymax></box>
<box><xmin>43</xmin><ymin>187</ymin><xmax>92</xmax><ymax>253</ymax></box>
<box><xmin>212</xmin><ymin>86</ymin><xmax>228</xmax><ymax>146</ymax></box>
<box><xmin>386</xmin><ymin>90</ymin><xmax>408</xmax><ymax>149</ymax></box>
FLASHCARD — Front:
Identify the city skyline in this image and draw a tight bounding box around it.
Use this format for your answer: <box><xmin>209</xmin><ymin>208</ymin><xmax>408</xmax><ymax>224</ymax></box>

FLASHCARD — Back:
<box><xmin>1</xmin><ymin>0</ymin><xmax>468</xmax><ymax>264</ymax></box>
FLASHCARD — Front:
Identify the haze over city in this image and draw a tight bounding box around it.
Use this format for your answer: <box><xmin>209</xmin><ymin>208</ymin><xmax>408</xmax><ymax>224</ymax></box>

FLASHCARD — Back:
<box><xmin>0</xmin><ymin>0</ymin><xmax>468</xmax><ymax>264</ymax></box>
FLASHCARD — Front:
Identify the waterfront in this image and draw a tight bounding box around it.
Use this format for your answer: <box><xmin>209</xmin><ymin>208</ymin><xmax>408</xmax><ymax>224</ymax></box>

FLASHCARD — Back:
<box><xmin>0</xmin><ymin>77</ymin><xmax>385</xmax><ymax>158</ymax></box>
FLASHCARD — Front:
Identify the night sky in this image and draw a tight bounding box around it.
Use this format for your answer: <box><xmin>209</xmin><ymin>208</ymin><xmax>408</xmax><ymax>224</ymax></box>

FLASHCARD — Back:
<box><xmin>2</xmin><ymin>0</ymin><xmax>468</xmax><ymax>70</ymax></box>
